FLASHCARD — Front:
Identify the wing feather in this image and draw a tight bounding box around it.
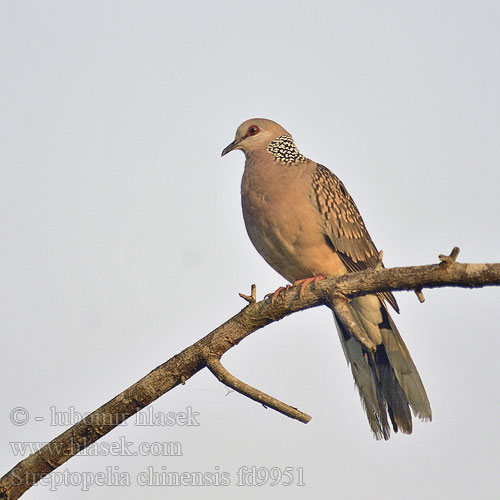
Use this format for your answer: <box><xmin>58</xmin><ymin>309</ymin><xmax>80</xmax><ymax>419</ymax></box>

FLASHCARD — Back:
<box><xmin>311</xmin><ymin>163</ymin><xmax>399</xmax><ymax>312</ymax></box>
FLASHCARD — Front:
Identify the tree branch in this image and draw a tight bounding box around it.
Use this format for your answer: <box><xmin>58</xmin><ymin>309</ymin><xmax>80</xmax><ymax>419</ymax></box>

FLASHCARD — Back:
<box><xmin>329</xmin><ymin>296</ymin><xmax>377</xmax><ymax>351</ymax></box>
<box><xmin>204</xmin><ymin>352</ymin><xmax>311</xmax><ymax>423</ymax></box>
<box><xmin>2</xmin><ymin>250</ymin><xmax>500</xmax><ymax>499</ymax></box>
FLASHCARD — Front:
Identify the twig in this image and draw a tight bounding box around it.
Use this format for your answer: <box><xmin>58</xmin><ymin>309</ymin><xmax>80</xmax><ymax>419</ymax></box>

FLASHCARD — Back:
<box><xmin>203</xmin><ymin>352</ymin><xmax>311</xmax><ymax>424</ymax></box>
<box><xmin>375</xmin><ymin>250</ymin><xmax>384</xmax><ymax>270</ymax></box>
<box><xmin>415</xmin><ymin>288</ymin><xmax>425</xmax><ymax>303</ymax></box>
<box><xmin>239</xmin><ymin>284</ymin><xmax>257</xmax><ymax>304</ymax></box>
<box><xmin>439</xmin><ymin>246</ymin><xmax>460</xmax><ymax>265</ymax></box>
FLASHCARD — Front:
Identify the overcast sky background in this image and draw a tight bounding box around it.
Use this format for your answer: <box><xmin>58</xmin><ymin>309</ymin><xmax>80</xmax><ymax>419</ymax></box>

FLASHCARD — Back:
<box><xmin>2</xmin><ymin>2</ymin><xmax>500</xmax><ymax>499</ymax></box>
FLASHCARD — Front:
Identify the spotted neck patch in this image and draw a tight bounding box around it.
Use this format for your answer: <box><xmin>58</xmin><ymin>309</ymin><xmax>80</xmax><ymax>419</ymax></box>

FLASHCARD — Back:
<box><xmin>266</xmin><ymin>134</ymin><xmax>306</xmax><ymax>164</ymax></box>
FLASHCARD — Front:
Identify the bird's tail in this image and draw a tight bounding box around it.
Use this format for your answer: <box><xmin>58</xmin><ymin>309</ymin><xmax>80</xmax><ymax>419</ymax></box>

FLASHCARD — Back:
<box><xmin>334</xmin><ymin>295</ymin><xmax>431</xmax><ymax>440</ymax></box>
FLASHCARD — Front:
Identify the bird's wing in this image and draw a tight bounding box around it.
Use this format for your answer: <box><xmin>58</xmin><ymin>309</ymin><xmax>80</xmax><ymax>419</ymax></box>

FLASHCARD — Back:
<box><xmin>310</xmin><ymin>163</ymin><xmax>399</xmax><ymax>312</ymax></box>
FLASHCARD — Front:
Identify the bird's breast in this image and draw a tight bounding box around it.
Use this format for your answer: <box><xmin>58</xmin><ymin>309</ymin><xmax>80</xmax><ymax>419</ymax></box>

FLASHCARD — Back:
<box><xmin>240</xmin><ymin>159</ymin><xmax>346</xmax><ymax>282</ymax></box>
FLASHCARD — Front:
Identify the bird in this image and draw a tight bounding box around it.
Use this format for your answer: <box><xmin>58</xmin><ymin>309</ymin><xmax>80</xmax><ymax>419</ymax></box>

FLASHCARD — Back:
<box><xmin>221</xmin><ymin>118</ymin><xmax>431</xmax><ymax>440</ymax></box>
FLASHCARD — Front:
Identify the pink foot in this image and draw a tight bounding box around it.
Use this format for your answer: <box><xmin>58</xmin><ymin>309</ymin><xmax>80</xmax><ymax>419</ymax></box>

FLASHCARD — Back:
<box><xmin>293</xmin><ymin>275</ymin><xmax>326</xmax><ymax>298</ymax></box>
<box><xmin>265</xmin><ymin>284</ymin><xmax>292</xmax><ymax>304</ymax></box>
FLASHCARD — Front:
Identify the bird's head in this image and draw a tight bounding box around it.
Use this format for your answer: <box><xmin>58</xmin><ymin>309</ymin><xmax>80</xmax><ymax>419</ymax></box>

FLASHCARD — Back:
<box><xmin>221</xmin><ymin>118</ymin><xmax>289</xmax><ymax>157</ymax></box>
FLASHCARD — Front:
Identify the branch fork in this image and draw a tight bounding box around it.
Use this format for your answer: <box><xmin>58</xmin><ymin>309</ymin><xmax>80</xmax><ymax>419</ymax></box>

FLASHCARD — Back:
<box><xmin>439</xmin><ymin>246</ymin><xmax>460</xmax><ymax>265</ymax></box>
<box><xmin>239</xmin><ymin>284</ymin><xmax>257</xmax><ymax>304</ymax></box>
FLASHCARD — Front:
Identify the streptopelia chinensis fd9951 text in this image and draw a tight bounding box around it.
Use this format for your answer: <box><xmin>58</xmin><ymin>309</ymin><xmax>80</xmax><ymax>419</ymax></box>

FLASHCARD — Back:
<box><xmin>222</xmin><ymin>118</ymin><xmax>431</xmax><ymax>440</ymax></box>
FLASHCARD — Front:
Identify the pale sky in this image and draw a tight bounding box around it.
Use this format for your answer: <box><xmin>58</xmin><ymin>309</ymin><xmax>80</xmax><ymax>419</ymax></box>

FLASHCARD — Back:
<box><xmin>2</xmin><ymin>2</ymin><xmax>500</xmax><ymax>499</ymax></box>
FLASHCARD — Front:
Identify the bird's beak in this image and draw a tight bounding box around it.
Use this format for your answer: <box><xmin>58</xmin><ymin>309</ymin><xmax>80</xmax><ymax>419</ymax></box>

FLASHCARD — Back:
<box><xmin>221</xmin><ymin>138</ymin><xmax>241</xmax><ymax>157</ymax></box>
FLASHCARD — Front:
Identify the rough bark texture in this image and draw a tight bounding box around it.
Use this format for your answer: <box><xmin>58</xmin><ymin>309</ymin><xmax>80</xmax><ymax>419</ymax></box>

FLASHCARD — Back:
<box><xmin>2</xmin><ymin>259</ymin><xmax>500</xmax><ymax>499</ymax></box>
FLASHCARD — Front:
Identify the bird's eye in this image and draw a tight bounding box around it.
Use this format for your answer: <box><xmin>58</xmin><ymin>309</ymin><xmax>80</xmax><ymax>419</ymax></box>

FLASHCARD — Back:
<box><xmin>247</xmin><ymin>125</ymin><xmax>260</xmax><ymax>136</ymax></box>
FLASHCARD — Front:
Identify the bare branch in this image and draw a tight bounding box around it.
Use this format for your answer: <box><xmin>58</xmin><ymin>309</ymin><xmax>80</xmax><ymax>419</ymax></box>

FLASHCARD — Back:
<box><xmin>329</xmin><ymin>296</ymin><xmax>377</xmax><ymax>351</ymax></box>
<box><xmin>204</xmin><ymin>352</ymin><xmax>311</xmax><ymax>423</ymax></box>
<box><xmin>2</xmin><ymin>252</ymin><xmax>500</xmax><ymax>499</ymax></box>
<box><xmin>415</xmin><ymin>288</ymin><xmax>426</xmax><ymax>303</ymax></box>
<box><xmin>439</xmin><ymin>246</ymin><xmax>460</xmax><ymax>264</ymax></box>
<box><xmin>239</xmin><ymin>284</ymin><xmax>257</xmax><ymax>304</ymax></box>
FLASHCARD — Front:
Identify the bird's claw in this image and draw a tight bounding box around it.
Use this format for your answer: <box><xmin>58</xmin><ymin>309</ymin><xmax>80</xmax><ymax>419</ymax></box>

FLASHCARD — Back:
<box><xmin>293</xmin><ymin>275</ymin><xmax>326</xmax><ymax>298</ymax></box>
<box><xmin>265</xmin><ymin>284</ymin><xmax>292</xmax><ymax>304</ymax></box>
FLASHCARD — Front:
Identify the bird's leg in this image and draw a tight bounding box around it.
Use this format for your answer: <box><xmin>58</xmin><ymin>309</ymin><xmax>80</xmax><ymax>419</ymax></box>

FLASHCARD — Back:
<box><xmin>293</xmin><ymin>274</ymin><xmax>326</xmax><ymax>299</ymax></box>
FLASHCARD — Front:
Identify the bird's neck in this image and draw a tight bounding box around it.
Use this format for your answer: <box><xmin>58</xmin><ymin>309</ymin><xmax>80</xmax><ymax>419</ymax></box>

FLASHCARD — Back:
<box><xmin>266</xmin><ymin>134</ymin><xmax>306</xmax><ymax>164</ymax></box>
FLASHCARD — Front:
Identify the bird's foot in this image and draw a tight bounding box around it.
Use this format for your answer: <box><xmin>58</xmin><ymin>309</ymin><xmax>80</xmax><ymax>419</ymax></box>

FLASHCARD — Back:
<box><xmin>293</xmin><ymin>275</ymin><xmax>326</xmax><ymax>298</ymax></box>
<box><xmin>265</xmin><ymin>284</ymin><xmax>293</xmax><ymax>304</ymax></box>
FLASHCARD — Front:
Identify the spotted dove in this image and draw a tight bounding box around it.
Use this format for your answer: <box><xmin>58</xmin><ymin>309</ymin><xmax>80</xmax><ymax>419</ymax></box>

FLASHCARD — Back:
<box><xmin>221</xmin><ymin>118</ymin><xmax>431</xmax><ymax>439</ymax></box>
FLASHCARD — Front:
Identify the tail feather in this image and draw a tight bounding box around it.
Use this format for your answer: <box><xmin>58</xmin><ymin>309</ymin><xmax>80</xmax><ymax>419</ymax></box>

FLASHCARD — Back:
<box><xmin>374</xmin><ymin>344</ymin><xmax>413</xmax><ymax>434</ymax></box>
<box><xmin>334</xmin><ymin>295</ymin><xmax>431</xmax><ymax>440</ymax></box>
<box><xmin>335</xmin><ymin>317</ymin><xmax>390</xmax><ymax>439</ymax></box>
<box><xmin>381</xmin><ymin>309</ymin><xmax>432</xmax><ymax>421</ymax></box>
